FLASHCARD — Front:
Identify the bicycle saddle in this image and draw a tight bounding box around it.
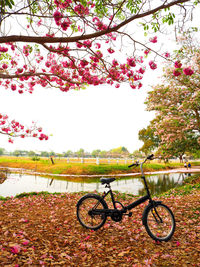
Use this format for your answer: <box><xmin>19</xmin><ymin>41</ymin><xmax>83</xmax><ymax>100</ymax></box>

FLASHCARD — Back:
<box><xmin>100</xmin><ymin>177</ymin><xmax>116</xmax><ymax>185</ymax></box>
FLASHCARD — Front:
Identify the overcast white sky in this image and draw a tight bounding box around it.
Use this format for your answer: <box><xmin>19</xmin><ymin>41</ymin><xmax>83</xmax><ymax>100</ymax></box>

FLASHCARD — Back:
<box><xmin>0</xmin><ymin>72</ymin><xmax>157</xmax><ymax>153</ymax></box>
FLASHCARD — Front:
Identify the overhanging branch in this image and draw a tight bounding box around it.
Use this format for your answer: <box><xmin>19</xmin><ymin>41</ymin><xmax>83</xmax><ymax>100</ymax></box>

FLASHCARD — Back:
<box><xmin>0</xmin><ymin>0</ymin><xmax>190</xmax><ymax>44</ymax></box>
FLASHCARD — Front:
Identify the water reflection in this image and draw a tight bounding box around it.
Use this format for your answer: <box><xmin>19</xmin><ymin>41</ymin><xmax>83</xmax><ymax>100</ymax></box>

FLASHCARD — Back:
<box><xmin>0</xmin><ymin>171</ymin><xmax>192</xmax><ymax>198</ymax></box>
<box><xmin>138</xmin><ymin>173</ymin><xmax>186</xmax><ymax>195</ymax></box>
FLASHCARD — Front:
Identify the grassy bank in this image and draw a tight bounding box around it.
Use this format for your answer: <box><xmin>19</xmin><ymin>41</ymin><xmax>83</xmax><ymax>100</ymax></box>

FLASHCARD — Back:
<box><xmin>0</xmin><ymin>156</ymin><xmax>196</xmax><ymax>175</ymax></box>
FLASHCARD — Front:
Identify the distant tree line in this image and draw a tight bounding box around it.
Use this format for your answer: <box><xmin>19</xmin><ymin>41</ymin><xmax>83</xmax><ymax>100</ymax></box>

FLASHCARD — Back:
<box><xmin>0</xmin><ymin>146</ymin><xmax>144</xmax><ymax>159</ymax></box>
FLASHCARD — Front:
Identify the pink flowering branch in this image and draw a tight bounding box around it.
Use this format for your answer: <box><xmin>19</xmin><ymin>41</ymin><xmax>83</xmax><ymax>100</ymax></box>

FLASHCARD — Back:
<box><xmin>0</xmin><ymin>113</ymin><xmax>48</xmax><ymax>143</ymax></box>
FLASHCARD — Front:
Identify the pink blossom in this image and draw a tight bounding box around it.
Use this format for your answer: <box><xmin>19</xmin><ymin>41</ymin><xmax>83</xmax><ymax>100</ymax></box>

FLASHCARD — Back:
<box><xmin>61</xmin><ymin>19</ymin><xmax>71</xmax><ymax>31</ymax></box>
<box><xmin>164</xmin><ymin>52</ymin><xmax>170</xmax><ymax>58</ymax></box>
<box><xmin>149</xmin><ymin>36</ymin><xmax>157</xmax><ymax>43</ymax></box>
<box><xmin>53</xmin><ymin>10</ymin><xmax>63</xmax><ymax>23</ymax></box>
<box><xmin>144</xmin><ymin>49</ymin><xmax>150</xmax><ymax>55</ymax></box>
<box><xmin>127</xmin><ymin>58</ymin><xmax>136</xmax><ymax>67</ymax></box>
<box><xmin>183</xmin><ymin>67</ymin><xmax>194</xmax><ymax>76</ymax></box>
<box><xmin>95</xmin><ymin>43</ymin><xmax>101</xmax><ymax>49</ymax></box>
<box><xmin>22</xmin><ymin>240</ymin><xmax>30</xmax><ymax>246</ymax></box>
<box><xmin>45</xmin><ymin>61</ymin><xmax>51</xmax><ymax>67</ymax></box>
<box><xmin>107</xmin><ymin>48</ymin><xmax>115</xmax><ymax>54</ymax></box>
<box><xmin>173</xmin><ymin>69</ymin><xmax>182</xmax><ymax>76</ymax></box>
<box><xmin>174</xmin><ymin>61</ymin><xmax>182</xmax><ymax>68</ymax></box>
<box><xmin>37</xmin><ymin>19</ymin><xmax>42</xmax><ymax>26</ymax></box>
<box><xmin>11</xmin><ymin>84</ymin><xmax>17</xmax><ymax>91</ymax></box>
<box><xmin>149</xmin><ymin>60</ymin><xmax>157</xmax><ymax>70</ymax></box>
<box><xmin>10</xmin><ymin>244</ymin><xmax>21</xmax><ymax>254</ymax></box>
<box><xmin>76</xmin><ymin>42</ymin><xmax>83</xmax><ymax>48</ymax></box>
<box><xmin>0</xmin><ymin>46</ymin><xmax>8</xmax><ymax>52</ymax></box>
<box><xmin>138</xmin><ymin>67</ymin><xmax>145</xmax><ymax>74</ymax></box>
<box><xmin>80</xmin><ymin>60</ymin><xmax>89</xmax><ymax>67</ymax></box>
<box><xmin>2</xmin><ymin>63</ymin><xmax>8</xmax><ymax>69</ymax></box>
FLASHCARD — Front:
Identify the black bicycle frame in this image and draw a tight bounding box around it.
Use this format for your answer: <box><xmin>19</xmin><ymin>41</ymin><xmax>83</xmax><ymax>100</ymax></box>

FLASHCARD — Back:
<box><xmin>100</xmin><ymin>175</ymin><xmax>153</xmax><ymax>215</ymax></box>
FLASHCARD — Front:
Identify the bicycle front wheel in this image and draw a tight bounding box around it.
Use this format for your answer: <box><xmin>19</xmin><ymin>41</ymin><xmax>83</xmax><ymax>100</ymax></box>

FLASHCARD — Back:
<box><xmin>76</xmin><ymin>194</ymin><xmax>108</xmax><ymax>230</ymax></box>
<box><xmin>143</xmin><ymin>203</ymin><xmax>175</xmax><ymax>242</ymax></box>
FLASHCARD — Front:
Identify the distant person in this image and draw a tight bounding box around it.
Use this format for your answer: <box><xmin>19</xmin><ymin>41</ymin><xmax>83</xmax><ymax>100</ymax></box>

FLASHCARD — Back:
<box><xmin>184</xmin><ymin>162</ymin><xmax>188</xmax><ymax>169</ymax></box>
<box><xmin>188</xmin><ymin>162</ymin><xmax>191</xmax><ymax>169</ymax></box>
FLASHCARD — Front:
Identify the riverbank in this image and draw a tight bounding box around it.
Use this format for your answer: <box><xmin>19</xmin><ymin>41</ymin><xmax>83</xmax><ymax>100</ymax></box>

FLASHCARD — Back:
<box><xmin>0</xmin><ymin>156</ymin><xmax>199</xmax><ymax>176</ymax></box>
<box><xmin>0</xmin><ymin>174</ymin><xmax>200</xmax><ymax>266</ymax></box>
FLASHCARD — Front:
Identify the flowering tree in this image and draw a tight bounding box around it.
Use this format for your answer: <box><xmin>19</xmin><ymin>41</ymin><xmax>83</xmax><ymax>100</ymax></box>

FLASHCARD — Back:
<box><xmin>145</xmin><ymin>39</ymin><xmax>200</xmax><ymax>158</ymax></box>
<box><xmin>0</xmin><ymin>0</ymin><xmax>199</xmax><ymax>141</ymax></box>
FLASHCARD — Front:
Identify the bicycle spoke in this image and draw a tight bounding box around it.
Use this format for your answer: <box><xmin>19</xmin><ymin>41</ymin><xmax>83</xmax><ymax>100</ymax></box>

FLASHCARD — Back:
<box><xmin>77</xmin><ymin>194</ymin><xmax>107</xmax><ymax>230</ymax></box>
<box><xmin>145</xmin><ymin>204</ymin><xmax>175</xmax><ymax>241</ymax></box>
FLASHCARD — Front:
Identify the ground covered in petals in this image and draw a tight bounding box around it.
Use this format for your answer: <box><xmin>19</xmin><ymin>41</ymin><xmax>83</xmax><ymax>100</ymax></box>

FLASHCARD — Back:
<box><xmin>0</xmin><ymin>188</ymin><xmax>200</xmax><ymax>266</ymax></box>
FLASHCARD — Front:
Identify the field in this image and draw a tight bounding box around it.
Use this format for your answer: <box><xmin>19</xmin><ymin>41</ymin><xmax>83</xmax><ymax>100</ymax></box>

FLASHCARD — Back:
<box><xmin>0</xmin><ymin>156</ymin><xmax>196</xmax><ymax>176</ymax></box>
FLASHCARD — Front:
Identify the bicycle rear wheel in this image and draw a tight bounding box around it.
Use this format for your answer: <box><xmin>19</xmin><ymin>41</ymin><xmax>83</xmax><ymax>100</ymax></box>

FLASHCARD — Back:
<box><xmin>143</xmin><ymin>203</ymin><xmax>175</xmax><ymax>242</ymax></box>
<box><xmin>76</xmin><ymin>194</ymin><xmax>108</xmax><ymax>230</ymax></box>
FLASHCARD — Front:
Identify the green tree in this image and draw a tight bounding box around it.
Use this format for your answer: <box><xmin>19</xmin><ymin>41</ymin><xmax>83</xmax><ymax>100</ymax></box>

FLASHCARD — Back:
<box><xmin>132</xmin><ymin>150</ymin><xmax>144</xmax><ymax>158</ymax></box>
<box><xmin>138</xmin><ymin>122</ymin><xmax>160</xmax><ymax>155</ymax></box>
<box><xmin>99</xmin><ymin>150</ymin><xmax>108</xmax><ymax>158</ymax></box>
<box><xmin>77</xmin><ymin>149</ymin><xmax>85</xmax><ymax>158</ymax></box>
<box><xmin>40</xmin><ymin>151</ymin><xmax>50</xmax><ymax>157</ymax></box>
<box><xmin>63</xmin><ymin>150</ymin><xmax>73</xmax><ymax>157</ymax></box>
<box><xmin>110</xmin><ymin>146</ymin><xmax>129</xmax><ymax>157</ymax></box>
<box><xmin>0</xmin><ymin>148</ymin><xmax>5</xmax><ymax>155</ymax></box>
<box><xmin>91</xmin><ymin>149</ymin><xmax>101</xmax><ymax>158</ymax></box>
<box><xmin>13</xmin><ymin>150</ymin><xmax>23</xmax><ymax>157</ymax></box>
<box><xmin>28</xmin><ymin>151</ymin><xmax>36</xmax><ymax>157</ymax></box>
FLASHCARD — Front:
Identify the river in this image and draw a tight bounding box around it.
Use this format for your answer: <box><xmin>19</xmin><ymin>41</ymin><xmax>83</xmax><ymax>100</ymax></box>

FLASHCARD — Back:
<box><xmin>0</xmin><ymin>171</ymin><xmax>192</xmax><ymax>197</ymax></box>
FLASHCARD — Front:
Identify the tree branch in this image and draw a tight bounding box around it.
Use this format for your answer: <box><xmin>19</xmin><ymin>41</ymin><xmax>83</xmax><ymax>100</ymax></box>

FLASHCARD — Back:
<box><xmin>0</xmin><ymin>0</ymin><xmax>190</xmax><ymax>44</ymax></box>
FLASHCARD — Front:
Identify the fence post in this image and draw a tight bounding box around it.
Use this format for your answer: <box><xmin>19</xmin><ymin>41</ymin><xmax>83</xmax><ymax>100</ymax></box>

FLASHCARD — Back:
<box><xmin>50</xmin><ymin>156</ymin><xmax>55</xmax><ymax>165</ymax></box>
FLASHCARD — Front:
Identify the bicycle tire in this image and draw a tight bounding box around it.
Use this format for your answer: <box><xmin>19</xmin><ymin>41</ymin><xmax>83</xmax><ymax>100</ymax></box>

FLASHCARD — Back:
<box><xmin>143</xmin><ymin>202</ymin><xmax>175</xmax><ymax>242</ymax></box>
<box><xmin>76</xmin><ymin>193</ymin><xmax>108</xmax><ymax>230</ymax></box>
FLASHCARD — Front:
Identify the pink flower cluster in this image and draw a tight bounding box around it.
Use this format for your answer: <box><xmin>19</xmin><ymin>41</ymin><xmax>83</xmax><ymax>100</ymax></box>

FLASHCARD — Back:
<box><xmin>0</xmin><ymin>46</ymin><xmax>8</xmax><ymax>53</ymax></box>
<box><xmin>173</xmin><ymin>61</ymin><xmax>194</xmax><ymax>77</ymax></box>
<box><xmin>149</xmin><ymin>60</ymin><xmax>157</xmax><ymax>70</ymax></box>
<box><xmin>149</xmin><ymin>36</ymin><xmax>157</xmax><ymax>43</ymax></box>
<box><xmin>54</xmin><ymin>0</ymin><xmax>72</xmax><ymax>9</ymax></box>
<box><xmin>74</xmin><ymin>4</ymin><xmax>89</xmax><ymax>16</ymax></box>
<box><xmin>53</xmin><ymin>10</ymin><xmax>71</xmax><ymax>31</ymax></box>
<box><xmin>0</xmin><ymin>114</ymin><xmax>48</xmax><ymax>142</ymax></box>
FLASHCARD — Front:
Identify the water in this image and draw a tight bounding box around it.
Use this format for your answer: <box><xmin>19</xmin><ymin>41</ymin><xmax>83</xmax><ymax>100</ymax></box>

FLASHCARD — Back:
<box><xmin>0</xmin><ymin>171</ymin><xmax>192</xmax><ymax>197</ymax></box>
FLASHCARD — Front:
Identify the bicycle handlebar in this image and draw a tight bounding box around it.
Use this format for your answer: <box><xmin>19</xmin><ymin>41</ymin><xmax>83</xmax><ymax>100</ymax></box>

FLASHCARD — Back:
<box><xmin>128</xmin><ymin>154</ymin><xmax>154</xmax><ymax>168</ymax></box>
<box><xmin>146</xmin><ymin>154</ymin><xmax>154</xmax><ymax>160</ymax></box>
<box><xmin>128</xmin><ymin>162</ymin><xmax>139</xmax><ymax>168</ymax></box>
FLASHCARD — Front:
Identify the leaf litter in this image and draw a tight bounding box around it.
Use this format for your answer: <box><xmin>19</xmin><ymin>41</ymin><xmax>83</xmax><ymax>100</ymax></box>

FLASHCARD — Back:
<box><xmin>0</xmin><ymin>190</ymin><xmax>200</xmax><ymax>266</ymax></box>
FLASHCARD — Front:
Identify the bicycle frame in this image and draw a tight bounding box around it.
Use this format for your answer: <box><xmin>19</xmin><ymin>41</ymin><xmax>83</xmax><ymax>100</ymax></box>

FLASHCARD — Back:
<box><xmin>100</xmin><ymin>177</ymin><xmax>152</xmax><ymax>215</ymax></box>
<box><xmin>95</xmin><ymin>157</ymin><xmax>155</xmax><ymax>217</ymax></box>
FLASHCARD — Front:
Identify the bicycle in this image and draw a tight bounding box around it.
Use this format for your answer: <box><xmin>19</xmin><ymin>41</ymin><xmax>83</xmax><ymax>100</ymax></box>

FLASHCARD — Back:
<box><xmin>76</xmin><ymin>154</ymin><xmax>175</xmax><ymax>242</ymax></box>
